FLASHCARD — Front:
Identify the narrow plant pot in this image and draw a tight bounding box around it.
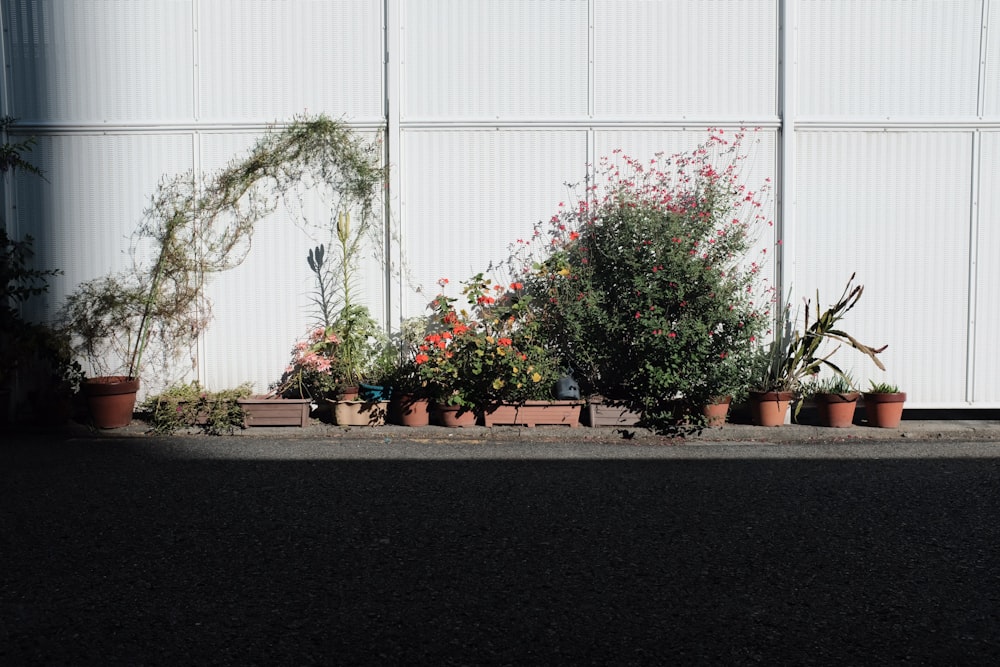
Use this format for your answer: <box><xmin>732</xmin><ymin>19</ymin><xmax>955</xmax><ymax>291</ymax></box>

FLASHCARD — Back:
<box><xmin>83</xmin><ymin>376</ymin><xmax>140</xmax><ymax>429</ymax></box>
<box><xmin>863</xmin><ymin>392</ymin><xmax>907</xmax><ymax>428</ymax></box>
<box><xmin>814</xmin><ymin>392</ymin><xmax>860</xmax><ymax>428</ymax></box>
<box><xmin>701</xmin><ymin>396</ymin><xmax>732</xmax><ymax>427</ymax></box>
<box><xmin>749</xmin><ymin>391</ymin><xmax>793</xmax><ymax>427</ymax></box>
<box><xmin>434</xmin><ymin>404</ymin><xmax>477</xmax><ymax>428</ymax></box>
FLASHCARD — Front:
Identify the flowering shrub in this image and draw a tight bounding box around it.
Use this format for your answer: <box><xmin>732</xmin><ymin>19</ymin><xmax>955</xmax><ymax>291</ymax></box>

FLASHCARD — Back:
<box><xmin>414</xmin><ymin>275</ymin><xmax>561</xmax><ymax>410</ymax></box>
<box><xmin>511</xmin><ymin>129</ymin><xmax>773</xmax><ymax>427</ymax></box>
<box><xmin>275</xmin><ymin>325</ymin><xmax>344</xmax><ymax>400</ymax></box>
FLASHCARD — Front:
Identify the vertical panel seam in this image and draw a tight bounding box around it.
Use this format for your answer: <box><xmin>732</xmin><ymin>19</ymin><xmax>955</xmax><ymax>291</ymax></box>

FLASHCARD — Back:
<box><xmin>967</xmin><ymin>130</ymin><xmax>981</xmax><ymax>403</ymax></box>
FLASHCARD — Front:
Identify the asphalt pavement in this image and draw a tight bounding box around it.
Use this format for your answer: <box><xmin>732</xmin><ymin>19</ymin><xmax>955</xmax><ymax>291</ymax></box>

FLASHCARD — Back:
<box><xmin>4</xmin><ymin>418</ymin><xmax>1000</xmax><ymax>665</ymax></box>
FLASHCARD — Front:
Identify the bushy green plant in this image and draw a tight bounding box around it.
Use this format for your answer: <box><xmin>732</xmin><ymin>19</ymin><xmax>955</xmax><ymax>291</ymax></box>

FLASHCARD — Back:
<box><xmin>140</xmin><ymin>381</ymin><xmax>252</xmax><ymax>435</ymax></box>
<box><xmin>511</xmin><ymin>131</ymin><xmax>772</xmax><ymax>430</ymax></box>
<box><xmin>415</xmin><ymin>275</ymin><xmax>561</xmax><ymax>410</ymax></box>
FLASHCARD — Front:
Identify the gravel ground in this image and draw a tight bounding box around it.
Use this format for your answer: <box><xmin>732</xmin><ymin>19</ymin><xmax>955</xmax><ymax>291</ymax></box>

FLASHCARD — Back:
<box><xmin>3</xmin><ymin>433</ymin><xmax>1000</xmax><ymax>665</ymax></box>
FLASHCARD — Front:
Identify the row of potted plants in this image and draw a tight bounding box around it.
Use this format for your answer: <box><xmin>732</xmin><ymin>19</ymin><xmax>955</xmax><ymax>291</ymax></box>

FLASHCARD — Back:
<box><xmin>4</xmin><ymin>118</ymin><xmax>904</xmax><ymax>432</ymax></box>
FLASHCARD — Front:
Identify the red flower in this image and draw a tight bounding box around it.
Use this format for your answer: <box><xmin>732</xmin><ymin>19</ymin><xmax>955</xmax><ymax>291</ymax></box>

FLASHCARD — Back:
<box><xmin>415</xmin><ymin>353</ymin><xmax>430</xmax><ymax>365</ymax></box>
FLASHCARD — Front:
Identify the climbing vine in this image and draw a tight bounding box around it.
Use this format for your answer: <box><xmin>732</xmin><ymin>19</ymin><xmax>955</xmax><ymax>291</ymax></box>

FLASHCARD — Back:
<box><xmin>61</xmin><ymin>114</ymin><xmax>385</xmax><ymax>385</ymax></box>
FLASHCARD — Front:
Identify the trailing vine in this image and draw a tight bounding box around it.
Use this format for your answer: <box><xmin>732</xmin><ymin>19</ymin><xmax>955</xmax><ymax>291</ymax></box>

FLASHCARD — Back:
<box><xmin>61</xmin><ymin>114</ymin><xmax>385</xmax><ymax>386</ymax></box>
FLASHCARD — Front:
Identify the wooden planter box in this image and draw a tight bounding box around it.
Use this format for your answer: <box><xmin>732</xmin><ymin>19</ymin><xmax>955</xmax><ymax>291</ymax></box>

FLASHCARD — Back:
<box><xmin>238</xmin><ymin>397</ymin><xmax>311</xmax><ymax>427</ymax></box>
<box><xmin>482</xmin><ymin>400</ymin><xmax>583</xmax><ymax>427</ymax></box>
<box><xmin>585</xmin><ymin>399</ymin><xmax>642</xmax><ymax>427</ymax></box>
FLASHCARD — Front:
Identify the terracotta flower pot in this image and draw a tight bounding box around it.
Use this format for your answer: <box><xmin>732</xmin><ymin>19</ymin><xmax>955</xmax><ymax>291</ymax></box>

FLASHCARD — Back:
<box><xmin>82</xmin><ymin>376</ymin><xmax>140</xmax><ymax>429</ymax></box>
<box><xmin>863</xmin><ymin>392</ymin><xmax>907</xmax><ymax>428</ymax></box>
<box><xmin>749</xmin><ymin>391</ymin><xmax>793</xmax><ymax>427</ymax></box>
<box><xmin>389</xmin><ymin>394</ymin><xmax>432</xmax><ymax>427</ymax></box>
<box><xmin>701</xmin><ymin>396</ymin><xmax>732</xmax><ymax>427</ymax></box>
<box><xmin>434</xmin><ymin>404</ymin><xmax>477</xmax><ymax>428</ymax></box>
<box><xmin>813</xmin><ymin>392</ymin><xmax>860</xmax><ymax>428</ymax></box>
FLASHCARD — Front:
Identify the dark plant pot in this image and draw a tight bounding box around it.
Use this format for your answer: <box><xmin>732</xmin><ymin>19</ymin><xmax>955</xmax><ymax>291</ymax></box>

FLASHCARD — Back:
<box><xmin>389</xmin><ymin>394</ymin><xmax>432</xmax><ymax>427</ymax></box>
<box><xmin>433</xmin><ymin>404</ymin><xmax>477</xmax><ymax>428</ymax></box>
<box><xmin>863</xmin><ymin>392</ymin><xmax>907</xmax><ymax>428</ymax></box>
<box><xmin>701</xmin><ymin>395</ymin><xmax>732</xmax><ymax>427</ymax></box>
<box><xmin>814</xmin><ymin>392</ymin><xmax>860</xmax><ymax>428</ymax></box>
<box><xmin>749</xmin><ymin>391</ymin><xmax>793</xmax><ymax>427</ymax></box>
<box><xmin>82</xmin><ymin>376</ymin><xmax>140</xmax><ymax>429</ymax></box>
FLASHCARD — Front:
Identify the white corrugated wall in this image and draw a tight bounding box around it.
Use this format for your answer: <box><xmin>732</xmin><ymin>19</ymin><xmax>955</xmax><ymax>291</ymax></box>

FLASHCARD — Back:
<box><xmin>2</xmin><ymin>0</ymin><xmax>998</xmax><ymax>407</ymax></box>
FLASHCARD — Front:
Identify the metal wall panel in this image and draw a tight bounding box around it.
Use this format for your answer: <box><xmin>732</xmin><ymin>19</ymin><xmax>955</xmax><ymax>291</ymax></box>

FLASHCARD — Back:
<box><xmin>985</xmin><ymin>0</ymin><xmax>1000</xmax><ymax>116</ymax></box>
<box><xmin>198</xmin><ymin>0</ymin><xmax>384</xmax><ymax>123</ymax></box>
<box><xmin>398</xmin><ymin>129</ymin><xmax>587</xmax><ymax>317</ymax></box>
<box><xmin>974</xmin><ymin>131</ymin><xmax>1000</xmax><ymax>403</ymax></box>
<box><xmin>798</xmin><ymin>0</ymin><xmax>982</xmax><ymax>118</ymax></box>
<box><xmin>3</xmin><ymin>0</ymin><xmax>194</xmax><ymax>123</ymax></box>
<box><xmin>400</xmin><ymin>0</ymin><xmax>589</xmax><ymax>120</ymax></box>
<box><xmin>593</xmin><ymin>0</ymin><xmax>778</xmax><ymax>119</ymax></box>
<box><xmin>15</xmin><ymin>133</ymin><xmax>194</xmax><ymax>319</ymax></box>
<box><xmin>795</xmin><ymin>131</ymin><xmax>974</xmax><ymax>406</ymax></box>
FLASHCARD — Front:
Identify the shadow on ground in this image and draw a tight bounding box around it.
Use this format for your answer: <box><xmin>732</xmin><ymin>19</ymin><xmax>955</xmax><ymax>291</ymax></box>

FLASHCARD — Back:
<box><xmin>3</xmin><ymin>438</ymin><xmax>999</xmax><ymax>665</ymax></box>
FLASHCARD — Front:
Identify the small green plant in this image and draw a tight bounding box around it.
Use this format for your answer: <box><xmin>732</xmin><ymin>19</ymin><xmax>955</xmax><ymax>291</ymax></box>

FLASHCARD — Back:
<box><xmin>867</xmin><ymin>380</ymin><xmax>900</xmax><ymax>394</ymax></box>
<box><xmin>803</xmin><ymin>373</ymin><xmax>856</xmax><ymax>396</ymax></box>
<box><xmin>140</xmin><ymin>382</ymin><xmax>252</xmax><ymax>435</ymax></box>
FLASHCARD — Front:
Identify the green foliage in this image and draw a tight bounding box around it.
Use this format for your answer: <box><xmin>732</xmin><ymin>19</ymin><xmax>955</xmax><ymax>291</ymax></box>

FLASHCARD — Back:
<box><xmin>867</xmin><ymin>380</ymin><xmax>900</xmax><ymax>394</ymax></box>
<box><xmin>0</xmin><ymin>116</ymin><xmax>44</xmax><ymax>179</ymax></box>
<box><xmin>140</xmin><ymin>382</ymin><xmax>252</xmax><ymax>435</ymax></box>
<box><xmin>751</xmin><ymin>275</ymin><xmax>886</xmax><ymax>394</ymax></box>
<box><xmin>0</xmin><ymin>120</ymin><xmax>84</xmax><ymax>408</ymax></box>
<box><xmin>415</xmin><ymin>275</ymin><xmax>562</xmax><ymax>410</ymax></box>
<box><xmin>802</xmin><ymin>373</ymin><xmax>857</xmax><ymax>396</ymax></box>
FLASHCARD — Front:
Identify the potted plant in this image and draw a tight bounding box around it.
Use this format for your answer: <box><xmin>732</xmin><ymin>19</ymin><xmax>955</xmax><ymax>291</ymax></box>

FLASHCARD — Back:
<box><xmin>803</xmin><ymin>374</ymin><xmax>860</xmax><ymax>428</ymax></box>
<box><xmin>747</xmin><ymin>274</ymin><xmax>887</xmax><ymax>426</ymax></box>
<box><xmin>58</xmin><ymin>115</ymin><xmax>383</xmax><ymax>428</ymax></box>
<box><xmin>510</xmin><ymin>133</ymin><xmax>771</xmax><ymax>433</ymax></box>
<box><xmin>415</xmin><ymin>275</ymin><xmax>573</xmax><ymax>427</ymax></box>
<box><xmin>383</xmin><ymin>317</ymin><xmax>434</xmax><ymax>426</ymax></box>
<box><xmin>863</xmin><ymin>381</ymin><xmax>907</xmax><ymax>428</ymax></box>
<box><xmin>282</xmin><ymin>207</ymin><xmax>395</xmax><ymax>427</ymax></box>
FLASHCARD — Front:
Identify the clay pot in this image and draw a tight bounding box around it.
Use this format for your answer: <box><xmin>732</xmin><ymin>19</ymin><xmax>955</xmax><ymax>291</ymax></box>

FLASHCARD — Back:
<box><xmin>749</xmin><ymin>391</ymin><xmax>793</xmax><ymax>427</ymax></box>
<box><xmin>863</xmin><ymin>392</ymin><xmax>907</xmax><ymax>428</ymax></box>
<box><xmin>434</xmin><ymin>404</ymin><xmax>477</xmax><ymax>428</ymax></box>
<box><xmin>814</xmin><ymin>392</ymin><xmax>860</xmax><ymax>428</ymax></box>
<box><xmin>389</xmin><ymin>394</ymin><xmax>432</xmax><ymax>427</ymax></box>
<box><xmin>701</xmin><ymin>396</ymin><xmax>732</xmax><ymax>427</ymax></box>
<box><xmin>82</xmin><ymin>376</ymin><xmax>140</xmax><ymax>429</ymax></box>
